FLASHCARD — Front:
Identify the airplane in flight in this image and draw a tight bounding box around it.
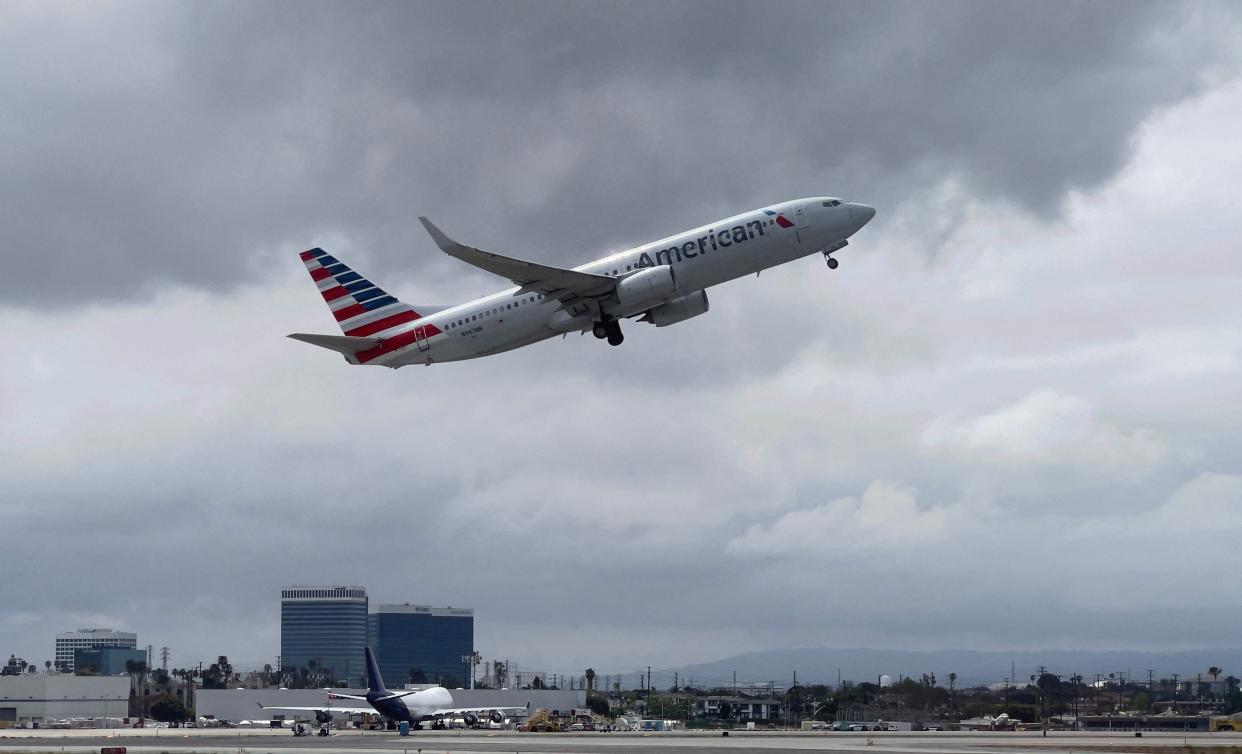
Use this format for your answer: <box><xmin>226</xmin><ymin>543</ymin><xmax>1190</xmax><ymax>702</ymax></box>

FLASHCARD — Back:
<box><xmin>289</xmin><ymin>197</ymin><xmax>875</xmax><ymax>366</ymax></box>
<box><xmin>259</xmin><ymin>647</ymin><xmax>524</xmax><ymax>730</ymax></box>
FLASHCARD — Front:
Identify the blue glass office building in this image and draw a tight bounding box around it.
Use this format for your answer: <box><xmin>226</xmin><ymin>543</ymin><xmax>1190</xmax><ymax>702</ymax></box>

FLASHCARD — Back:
<box><xmin>280</xmin><ymin>586</ymin><xmax>368</xmax><ymax>686</ymax></box>
<box><xmin>369</xmin><ymin>604</ymin><xmax>474</xmax><ymax>687</ymax></box>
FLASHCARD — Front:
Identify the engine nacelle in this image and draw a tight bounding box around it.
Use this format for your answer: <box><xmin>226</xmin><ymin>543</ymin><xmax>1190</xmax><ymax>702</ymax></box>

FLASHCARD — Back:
<box><xmin>642</xmin><ymin>289</ymin><xmax>709</xmax><ymax>327</ymax></box>
<box><xmin>616</xmin><ymin>265</ymin><xmax>677</xmax><ymax>307</ymax></box>
<box><xmin>490</xmin><ymin>709</ymin><xmax>505</xmax><ymax>723</ymax></box>
<box><xmin>464</xmin><ymin>711</ymin><xmax>480</xmax><ymax>726</ymax></box>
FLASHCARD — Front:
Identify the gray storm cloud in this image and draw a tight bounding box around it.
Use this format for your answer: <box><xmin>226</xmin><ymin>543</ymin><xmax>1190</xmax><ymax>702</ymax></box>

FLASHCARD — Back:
<box><xmin>2</xmin><ymin>2</ymin><xmax>1241</xmax><ymax>673</ymax></box>
<box><xmin>1</xmin><ymin>1</ymin><xmax>1235</xmax><ymax>306</ymax></box>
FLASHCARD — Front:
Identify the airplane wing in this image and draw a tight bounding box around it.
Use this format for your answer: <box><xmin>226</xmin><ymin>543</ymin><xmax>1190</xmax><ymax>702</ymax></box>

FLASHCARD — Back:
<box><xmin>426</xmin><ymin>705</ymin><xmax>527</xmax><ymax>718</ymax></box>
<box><xmin>419</xmin><ymin>217</ymin><xmax>616</xmax><ymax>302</ymax></box>
<box><xmin>257</xmin><ymin>702</ymin><xmax>376</xmax><ymax>715</ymax></box>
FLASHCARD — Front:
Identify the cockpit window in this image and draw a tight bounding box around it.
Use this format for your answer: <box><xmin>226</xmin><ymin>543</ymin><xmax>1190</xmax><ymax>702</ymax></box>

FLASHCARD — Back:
<box><xmin>822</xmin><ymin>199</ymin><xmax>842</xmax><ymax>207</ymax></box>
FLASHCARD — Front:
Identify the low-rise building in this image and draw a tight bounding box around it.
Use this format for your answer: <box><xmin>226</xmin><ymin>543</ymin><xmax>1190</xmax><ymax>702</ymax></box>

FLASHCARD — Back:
<box><xmin>0</xmin><ymin>674</ymin><xmax>129</xmax><ymax>726</ymax></box>
<box><xmin>694</xmin><ymin>695</ymin><xmax>784</xmax><ymax>721</ymax></box>
<box><xmin>1079</xmin><ymin>714</ymin><xmax>1210</xmax><ymax>732</ymax></box>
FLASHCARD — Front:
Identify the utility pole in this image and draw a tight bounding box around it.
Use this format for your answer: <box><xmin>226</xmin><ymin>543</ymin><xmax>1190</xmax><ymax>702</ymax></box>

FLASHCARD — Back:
<box><xmin>1038</xmin><ymin>666</ymin><xmax>1048</xmax><ymax>736</ymax></box>
<box><xmin>647</xmin><ymin>667</ymin><xmax>652</xmax><ymax>695</ymax></box>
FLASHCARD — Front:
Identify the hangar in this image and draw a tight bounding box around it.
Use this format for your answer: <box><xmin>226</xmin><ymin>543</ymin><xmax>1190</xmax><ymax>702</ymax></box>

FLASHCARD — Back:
<box><xmin>0</xmin><ymin>675</ymin><xmax>129</xmax><ymax>726</ymax></box>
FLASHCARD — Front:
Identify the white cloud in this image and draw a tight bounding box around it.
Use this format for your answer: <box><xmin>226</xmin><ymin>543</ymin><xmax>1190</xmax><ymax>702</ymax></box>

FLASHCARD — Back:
<box><xmin>920</xmin><ymin>390</ymin><xmax>1169</xmax><ymax>472</ymax></box>
<box><xmin>727</xmin><ymin>481</ymin><xmax>952</xmax><ymax>559</ymax></box>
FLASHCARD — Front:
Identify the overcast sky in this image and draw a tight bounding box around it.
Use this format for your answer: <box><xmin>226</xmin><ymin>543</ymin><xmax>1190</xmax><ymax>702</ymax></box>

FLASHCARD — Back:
<box><xmin>2</xmin><ymin>1</ymin><xmax>1241</xmax><ymax>681</ymax></box>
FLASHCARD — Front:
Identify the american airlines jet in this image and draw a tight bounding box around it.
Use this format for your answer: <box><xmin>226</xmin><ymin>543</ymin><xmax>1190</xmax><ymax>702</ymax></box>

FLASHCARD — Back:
<box><xmin>290</xmin><ymin>198</ymin><xmax>875</xmax><ymax>366</ymax></box>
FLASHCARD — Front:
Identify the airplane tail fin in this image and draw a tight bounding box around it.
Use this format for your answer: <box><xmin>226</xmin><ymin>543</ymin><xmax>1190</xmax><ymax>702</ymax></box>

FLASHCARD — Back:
<box><xmin>298</xmin><ymin>248</ymin><xmax>443</xmax><ymax>338</ymax></box>
<box><xmin>365</xmin><ymin>647</ymin><xmax>389</xmax><ymax>694</ymax></box>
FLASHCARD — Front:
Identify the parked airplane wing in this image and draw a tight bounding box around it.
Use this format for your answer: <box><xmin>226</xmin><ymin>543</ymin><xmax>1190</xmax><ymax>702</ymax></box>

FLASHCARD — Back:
<box><xmin>427</xmin><ymin>705</ymin><xmax>527</xmax><ymax>718</ymax></box>
<box><xmin>257</xmin><ymin>702</ymin><xmax>376</xmax><ymax>715</ymax></box>
<box><xmin>419</xmin><ymin>217</ymin><xmax>615</xmax><ymax>299</ymax></box>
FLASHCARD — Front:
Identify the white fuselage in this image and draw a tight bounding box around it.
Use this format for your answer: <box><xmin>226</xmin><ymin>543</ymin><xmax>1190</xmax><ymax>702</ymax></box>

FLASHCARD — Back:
<box><xmin>359</xmin><ymin>685</ymin><xmax>454</xmax><ymax>722</ymax></box>
<box><xmin>396</xmin><ymin>686</ymin><xmax>453</xmax><ymax>720</ymax></box>
<box><xmin>364</xmin><ymin>198</ymin><xmax>871</xmax><ymax>366</ymax></box>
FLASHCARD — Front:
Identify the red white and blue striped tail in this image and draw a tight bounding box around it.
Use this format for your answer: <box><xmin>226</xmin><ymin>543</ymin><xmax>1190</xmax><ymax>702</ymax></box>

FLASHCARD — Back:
<box><xmin>298</xmin><ymin>247</ymin><xmax>427</xmax><ymax>338</ymax></box>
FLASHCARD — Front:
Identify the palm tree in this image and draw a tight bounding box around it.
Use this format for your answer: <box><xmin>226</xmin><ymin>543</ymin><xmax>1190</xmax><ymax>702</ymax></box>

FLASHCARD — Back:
<box><xmin>948</xmin><ymin>673</ymin><xmax>957</xmax><ymax>716</ymax></box>
<box><xmin>586</xmin><ymin>668</ymin><xmax>596</xmax><ymax>692</ymax></box>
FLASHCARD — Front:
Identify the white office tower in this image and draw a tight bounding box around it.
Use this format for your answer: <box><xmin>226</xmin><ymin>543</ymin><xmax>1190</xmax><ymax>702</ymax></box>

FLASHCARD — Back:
<box><xmin>54</xmin><ymin>629</ymin><xmax>138</xmax><ymax>672</ymax></box>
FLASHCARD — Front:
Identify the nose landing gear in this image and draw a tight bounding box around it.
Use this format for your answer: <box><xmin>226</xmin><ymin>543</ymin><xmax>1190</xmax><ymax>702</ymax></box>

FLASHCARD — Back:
<box><xmin>822</xmin><ymin>239</ymin><xmax>848</xmax><ymax>270</ymax></box>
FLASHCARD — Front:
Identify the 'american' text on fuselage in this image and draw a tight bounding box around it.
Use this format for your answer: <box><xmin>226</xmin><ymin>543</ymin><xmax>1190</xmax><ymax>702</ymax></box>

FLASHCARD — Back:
<box><xmin>636</xmin><ymin>219</ymin><xmax>767</xmax><ymax>268</ymax></box>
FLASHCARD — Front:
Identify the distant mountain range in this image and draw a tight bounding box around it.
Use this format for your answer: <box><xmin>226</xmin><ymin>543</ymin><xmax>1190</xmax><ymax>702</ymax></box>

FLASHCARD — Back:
<box><xmin>660</xmin><ymin>648</ymin><xmax>1242</xmax><ymax>688</ymax></box>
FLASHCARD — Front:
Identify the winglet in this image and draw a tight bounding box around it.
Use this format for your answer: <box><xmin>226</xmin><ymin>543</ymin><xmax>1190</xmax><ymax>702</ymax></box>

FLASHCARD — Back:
<box><xmin>419</xmin><ymin>217</ymin><xmax>460</xmax><ymax>254</ymax></box>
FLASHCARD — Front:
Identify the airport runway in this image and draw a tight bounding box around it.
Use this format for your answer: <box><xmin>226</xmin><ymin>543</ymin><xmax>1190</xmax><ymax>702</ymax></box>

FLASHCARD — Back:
<box><xmin>1</xmin><ymin>730</ymin><xmax>1240</xmax><ymax>754</ymax></box>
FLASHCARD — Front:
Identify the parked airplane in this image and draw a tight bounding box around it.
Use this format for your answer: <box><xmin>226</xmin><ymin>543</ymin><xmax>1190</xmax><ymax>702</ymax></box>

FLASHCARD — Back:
<box><xmin>259</xmin><ymin>648</ymin><xmax>523</xmax><ymax>729</ymax></box>
<box><xmin>289</xmin><ymin>197</ymin><xmax>875</xmax><ymax>366</ymax></box>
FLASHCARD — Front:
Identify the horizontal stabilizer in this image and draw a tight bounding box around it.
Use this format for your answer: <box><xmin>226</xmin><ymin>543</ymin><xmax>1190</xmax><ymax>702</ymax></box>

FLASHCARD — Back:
<box><xmin>288</xmin><ymin>333</ymin><xmax>383</xmax><ymax>355</ymax></box>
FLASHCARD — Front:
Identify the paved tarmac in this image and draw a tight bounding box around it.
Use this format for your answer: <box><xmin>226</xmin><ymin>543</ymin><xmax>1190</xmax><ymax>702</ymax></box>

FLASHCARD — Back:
<box><xmin>0</xmin><ymin>730</ymin><xmax>1238</xmax><ymax>754</ymax></box>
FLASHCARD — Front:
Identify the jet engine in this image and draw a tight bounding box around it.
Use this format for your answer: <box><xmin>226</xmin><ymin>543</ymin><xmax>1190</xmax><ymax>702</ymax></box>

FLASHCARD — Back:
<box><xmin>616</xmin><ymin>265</ymin><xmax>677</xmax><ymax>307</ymax></box>
<box><xmin>490</xmin><ymin>709</ymin><xmax>505</xmax><ymax>724</ymax></box>
<box><xmin>314</xmin><ymin>710</ymin><xmax>332</xmax><ymax>724</ymax></box>
<box><xmin>641</xmin><ymin>289</ymin><xmax>709</xmax><ymax>327</ymax></box>
<box><xmin>464</xmin><ymin>711</ymin><xmax>480</xmax><ymax>727</ymax></box>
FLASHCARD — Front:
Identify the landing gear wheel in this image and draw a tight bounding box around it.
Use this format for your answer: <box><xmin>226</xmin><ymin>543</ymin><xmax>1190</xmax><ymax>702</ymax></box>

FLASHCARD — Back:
<box><xmin>826</xmin><ymin>256</ymin><xmax>839</xmax><ymax>269</ymax></box>
<box><xmin>592</xmin><ymin>322</ymin><xmax>608</xmax><ymax>339</ymax></box>
<box><xmin>605</xmin><ymin>319</ymin><xmax>624</xmax><ymax>346</ymax></box>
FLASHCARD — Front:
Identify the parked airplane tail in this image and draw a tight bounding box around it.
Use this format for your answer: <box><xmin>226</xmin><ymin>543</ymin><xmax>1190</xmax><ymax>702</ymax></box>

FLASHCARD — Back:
<box><xmin>364</xmin><ymin>647</ymin><xmax>389</xmax><ymax>694</ymax></box>
<box><xmin>298</xmin><ymin>248</ymin><xmax>445</xmax><ymax>338</ymax></box>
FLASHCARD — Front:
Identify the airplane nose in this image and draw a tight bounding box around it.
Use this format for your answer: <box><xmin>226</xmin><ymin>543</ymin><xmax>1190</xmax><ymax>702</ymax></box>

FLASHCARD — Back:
<box><xmin>847</xmin><ymin>203</ymin><xmax>875</xmax><ymax>233</ymax></box>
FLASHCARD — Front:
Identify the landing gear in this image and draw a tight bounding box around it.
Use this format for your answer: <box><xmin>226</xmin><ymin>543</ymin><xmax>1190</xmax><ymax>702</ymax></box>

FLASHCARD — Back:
<box><xmin>605</xmin><ymin>319</ymin><xmax>624</xmax><ymax>346</ymax></box>
<box><xmin>822</xmin><ymin>239</ymin><xmax>849</xmax><ymax>269</ymax></box>
<box><xmin>594</xmin><ymin>317</ymin><xmax>624</xmax><ymax>346</ymax></box>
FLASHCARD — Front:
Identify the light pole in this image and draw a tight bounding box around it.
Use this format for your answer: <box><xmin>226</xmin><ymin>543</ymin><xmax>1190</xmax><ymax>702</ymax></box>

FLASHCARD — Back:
<box><xmin>462</xmin><ymin>652</ymin><xmax>481</xmax><ymax>690</ymax></box>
